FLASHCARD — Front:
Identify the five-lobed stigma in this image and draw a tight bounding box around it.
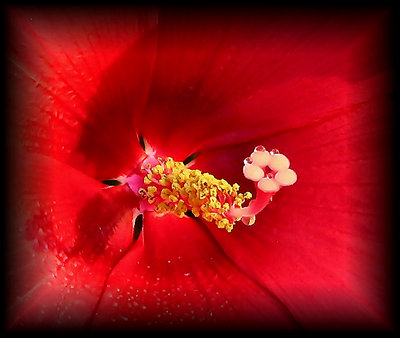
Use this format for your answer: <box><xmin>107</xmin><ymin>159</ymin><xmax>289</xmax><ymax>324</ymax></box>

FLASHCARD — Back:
<box><xmin>110</xmin><ymin>145</ymin><xmax>297</xmax><ymax>232</ymax></box>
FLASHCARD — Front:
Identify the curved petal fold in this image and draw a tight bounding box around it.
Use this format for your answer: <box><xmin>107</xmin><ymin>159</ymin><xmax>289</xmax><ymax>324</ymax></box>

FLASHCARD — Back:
<box><xmin>90</xmin><ymin>213</ymin><xmax>299</xmax><ymax>330</ymax></box>
<box><xmin>198</xmin><ymin>95</ymin><xmax>392</xmax><ymax>329</ymax></box>
<box><xmin>7</xmin><ymin>152</ymin><xmax>138</xmax><ymax>329</ymax></box>
<box><xmin>7</xmin><ymin>7</ymin><xmax>159</xmax><ymax>179</ymax></box>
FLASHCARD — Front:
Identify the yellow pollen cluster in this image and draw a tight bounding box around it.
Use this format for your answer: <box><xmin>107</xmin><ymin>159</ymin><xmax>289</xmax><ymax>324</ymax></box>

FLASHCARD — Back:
<box><xmin>140</xmin><ymin>157</ymin><xmax>252</xmax><ymax>232</ymax></box>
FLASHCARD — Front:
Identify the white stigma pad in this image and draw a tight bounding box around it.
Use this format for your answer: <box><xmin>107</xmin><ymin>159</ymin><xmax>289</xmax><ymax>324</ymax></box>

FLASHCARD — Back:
<box><xmin>250</xmin><ymin>150</ymin><xmax>271</xmax><ymax>167</ymax></box>
<box><xmin>257</xmin><ymin>177</ymin><xmax>280</xmax><ymax>193</ymax></box>
<box><xmin>275</xmin><ymin>169</ymin><xmax>297</xmax><ymax>186</ymax></box>
<box><xmin>243</xmin><ymin>164</ymin><xmax>265</xmax><ymax>182</ymax></box>
<box><xmin>268</xmin><ymin>153</ymin><xmax>290</xmax><ymax>171</ymax></box>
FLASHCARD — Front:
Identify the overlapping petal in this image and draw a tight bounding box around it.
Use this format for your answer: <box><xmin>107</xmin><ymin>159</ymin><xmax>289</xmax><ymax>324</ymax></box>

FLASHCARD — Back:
<box><xmin>6</xmin><ymin>150</ymin><xmax>139</xmax><ymax>328</ymax></box>
<box><xmin>189</xmin><ymin>12</ymin><xmax>392</xmax><ymax>329</ymax></box>
<box><xmin>7</xmin><ymin>7</ymin><xmax>158</xmax><ymax>179</ymax></box>
<box><xmin>90</xmin><ymin>213</ymin><xmax>299</xmax><ymax>330</ymax></box>
<box><xmin>196</xmin><ymin>95</ymin><xmax>392</xmax><ymax>329</ymax></box>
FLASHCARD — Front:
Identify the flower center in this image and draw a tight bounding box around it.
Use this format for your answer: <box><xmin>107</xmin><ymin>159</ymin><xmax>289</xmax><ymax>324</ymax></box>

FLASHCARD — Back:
<box><xmin>110</xmin><ymin>145</ymin><xmax>297</xmax><ymax>232</ymax></box>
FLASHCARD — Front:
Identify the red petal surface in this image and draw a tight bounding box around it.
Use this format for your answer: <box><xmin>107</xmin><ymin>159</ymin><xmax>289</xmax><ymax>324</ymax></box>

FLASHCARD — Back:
<box><xmin>7</xmin><ymin>7</ymin><xmax>158</xmax><ymax>179</ymax></box>
<box><xmin>186</xmin><ymin>10</ymin><xmax>393</xmax><ymax>329</ymax></box>
<box><xmin>6</xmin><ymin>6</ymin><xmax>393</xmax><ymax>331</ymax></box>
<box><xmin>195</xmin><ymin>86</ymin><xmax>392</xmax><ymax>329</ymax></box>
<box><xmin>91</xmin><ymin>213</ymin><xmax>299</xmax><ymax>330</ymax></box>
<box><xmin>6</xmin><ymin>151</ymin><xmax>137</xmax><ymax>328</ymax></box>
<box><xmin>137</xmin><ymin>9</ymin><xmax>389</xmax><ymax>158</ymax></box>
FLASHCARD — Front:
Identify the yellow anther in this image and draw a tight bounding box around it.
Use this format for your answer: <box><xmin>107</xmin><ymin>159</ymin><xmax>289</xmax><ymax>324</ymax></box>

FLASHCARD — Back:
<box><xmin>173</xmin><ymin>162</ymin><xmax>185</xmax><ymax>172</ymax></box>
<box><xmin>159</xmin><ymin>174</ymin><xmax>170</xmax><ymax>186</ymax></box>
<box><xmin>147</xmin><ymin>186</ymin><xmax>157</xmax><ymax>197</ymax></box>
<box><xmin>171</xmin><ymin>182</ymin><xmax>182</xmax><ymax>193</ymax></box>
<box><xmin>200</xmin><ymin>203</ymin><xmax>210</xmax><ymax>212</ymax></box>
<box><xmin>220</xmin><ymin>179</ymin><xmax>229</xmax><ymax>187</ymax></box>
<box><xmin>138</xmin><ymin>188</ymin><xmax>147</xmax><ymax>198</ymax></box>
<box><xmin>165</xmin><ymin>157</ymin><xmax>174</xmax><ymax>170</ymax></box>
<box><xmin>152</xmin><ymin>164</ymin><xmax>164</xmax><ymax>175</ymax></box>
<box><xmin>155</xmin><ymin>202</ymin><xmax>170</xmax><ymax>213</ymax></box>
<box><xmin>190</xmin><ymin>169</ymin><xmax>202</xmax><ymax>178</ymax></box>
<box><xmin>217</xmin><ymin>218</ymin><xmax>231</xmax><ymax>229</ymax></box>
<box><xmin>177</xmin><ymin>172</ymin><xmax>190</xmax><ymax>183</ymax></box>
<box><xmin>174</xmin><ymin>199</ymin><xmax>187</xmax><ymax>218</ymax></box>
<box><xmin>235</xmin><ymin>193</ymin><xmax>246</xmax><ymax>206</ymax></box>
<box><xmin>192</xmin><ymin>207</ymin><xmax>200</xmax><ymax>217</ymax></box>
<box><xmin>169</xmin><ymin>195</ymin><xmax>178</xmax><ymax>203</ymax></box>
<box><xmin>180</xmin><ymin>188</ymin><xmax>189</xmax><ymax>198</ymax></box>
<box><xmin>209</xmin><ymin>196</ymin><xmax>221</xmax><ymax>209</ymax></box>
<box><xmin>209</xmin><ymin>187</ymin><xmax>218</xmax><ymax>197</ymax></box>
<box><xmin>211</xmin><ymin>212</ymin><xmax>222</xmax><ymax>221</ymax></box>
<box><xmin>167</xmin><ymin>174</ymin><xmax>178</xmax><ymax>184</ymax></box>
<box><xmin>143</xmin><ymin>174</ymin><xmax>153</xmax><ymax>185</ymax></box>
<box><xmin>160</xmin><ymin>188</ymin><xmax>169</xmax><ymax>198</ymax></box>
<box><xmin>199</xmin><ymin>191</ymin><xmax>207</xmax><ymax>200</ymax></box>
<box><xmin>226</xmin><ymin>223</ymin><xmax>234</xmax><ymax>232</ymax></box>
<box><xmin>203</xmin><ymin>213</ymin><xmax>213</xmax><ymax>222</ymax></box>
<box><xmin>243</xmin><ymin>191</ymin><xmax>252</xmax><ymax>199</ymax></box>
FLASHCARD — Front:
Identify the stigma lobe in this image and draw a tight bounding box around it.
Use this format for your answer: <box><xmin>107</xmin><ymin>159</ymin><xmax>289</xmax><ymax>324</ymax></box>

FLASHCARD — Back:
<box><xmin>232</xmin><ymin>146</ymin><xmax>297</xmax><ymax>223</ymax></box>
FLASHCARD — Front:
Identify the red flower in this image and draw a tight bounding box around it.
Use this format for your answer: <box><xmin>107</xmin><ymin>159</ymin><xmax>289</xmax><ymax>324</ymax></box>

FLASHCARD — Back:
<box><xmin>6</xmin><ymin>6</ymin><xmax>393</xmax><ymax>330</ymax></box>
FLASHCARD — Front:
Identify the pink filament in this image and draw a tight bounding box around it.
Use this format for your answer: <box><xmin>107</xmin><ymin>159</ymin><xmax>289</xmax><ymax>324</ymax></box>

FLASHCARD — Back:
<box><xmin>228</xmin><ymin>190</ymin><xmax>274</xmax><ymax>219</ymax></box>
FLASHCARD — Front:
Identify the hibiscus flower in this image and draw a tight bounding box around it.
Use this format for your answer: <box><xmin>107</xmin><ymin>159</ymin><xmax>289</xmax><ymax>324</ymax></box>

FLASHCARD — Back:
<box><xmin>5</xmin><ymin>6</ymin><xmax>393</xmax><ymax>331</ymax></box>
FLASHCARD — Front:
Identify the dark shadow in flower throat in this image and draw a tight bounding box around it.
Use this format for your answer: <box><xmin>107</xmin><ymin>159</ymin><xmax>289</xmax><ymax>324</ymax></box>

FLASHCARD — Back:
<box><xmin>137</xmin><ymin>133</ymin><xmax>146</xmax><ymax>152</ymax></box>
<box><xmin>183</xmin><ymin>151</ymin><xmax>200</xmax><ymax>165</ymax></box>
<box><xmin>133</xmin><ymin>213</ymin><xmax>143</xmax><ymax>242</ymax></box>
<box><xmin>101</xmin><ymin>179</ymin><xmax>122</xmax><ymax>186</ymax></box>
<box><xmin>184</xmin><ymin>210</ymin><xmax>196</xmax><ymax>218</ymax></box>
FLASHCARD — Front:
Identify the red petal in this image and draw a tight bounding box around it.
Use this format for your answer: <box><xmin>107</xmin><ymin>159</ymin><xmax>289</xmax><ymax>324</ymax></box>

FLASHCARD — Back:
<box><xmin>7</xmin><ymin>151</ymin><xmax>138</xmax><ymax>328</ymax></box>
<box><xmin>196</xmin><ymin>92</ymin><xmax>392</xmax><ymax>329</ymax></box>
<box><xmin>90</xmin><ymin>213</ymin><xmax>299</xmax><ymax>329</ymax></box>
<box><xmin>187</xmin><ymin>13</ymin><xmax>392</xmax><ymax>329</ymax></box>
<box><xmin>7</xmin><ymin>8</ymin><xmax>158</xmax><ymax>179</ymax></box>
<box><xmin>137</xmin><ymin>9</ymin><xmax>389</xmax><ymax>157</ymax></box>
